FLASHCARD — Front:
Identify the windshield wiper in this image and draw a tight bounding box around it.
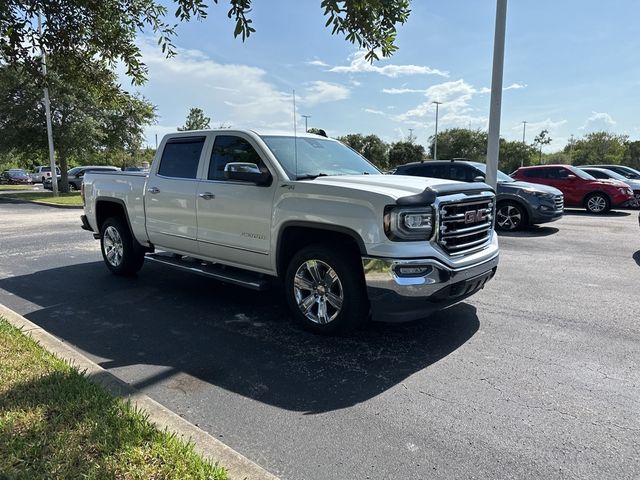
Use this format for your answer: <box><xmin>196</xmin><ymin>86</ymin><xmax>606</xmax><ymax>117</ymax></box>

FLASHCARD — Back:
<box><xmin>296</xmin><ymin>173</ymin><xmax>329</xmax><ymax>180</ymax></box>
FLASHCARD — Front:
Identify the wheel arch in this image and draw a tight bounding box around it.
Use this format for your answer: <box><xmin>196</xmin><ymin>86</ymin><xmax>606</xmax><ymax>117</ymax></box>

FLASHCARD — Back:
<box><xmin>276</xmin><ymin>222</ymin><xmax>366</xmax><ymax>277</ymax></box>
<box><xmin>95</xmin><ymin>197</ymin><xmax>134</xmax><ymax>236</ymax></box>
<box><xmin>582</xmin><ymin>190</ymin><xmax>611</xmax><ymax>207</ymax></box>
<box><xmin>496</xmin><ymin>197</ymin><xmax>530</xmax><ymax>226</ymax></box>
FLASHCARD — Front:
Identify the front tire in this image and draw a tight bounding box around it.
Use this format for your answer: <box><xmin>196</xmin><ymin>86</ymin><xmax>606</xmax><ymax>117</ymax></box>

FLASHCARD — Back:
<box><xmin>496</xmin><ymin>201</ymin><xmax>526</xmax><ymax>231</ymax></box>
<box><xmin>585</xmin><ymin>193</ymin><xmax>610</xmax><ymax>214</ymax></box>
<box><xmin>100</xmin><ymin>217</ymin><xmax>145</xmax><ymax>276</ymax></box>
<box><xmin>284</xmin><ymin>244</ymin><xmax>369</xmax><ymax>335</ymax></box>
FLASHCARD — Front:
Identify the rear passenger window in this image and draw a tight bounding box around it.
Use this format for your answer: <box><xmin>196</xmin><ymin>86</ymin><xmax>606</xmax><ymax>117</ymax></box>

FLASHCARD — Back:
<box><xmin>158</xmin><ymin>137</ymin><xmax>205</xmax><ymax>179</ymax></box>
<box><xmin>208</xmin><ymin>135</ymin><xmax>264</xmax><ymax>181</ymax></box>
<box><xmin>523</xmin><ymin>169</ymin><xmax>547</xmax><ymax>179</ymax></box>
<box><xmin>450</xmin><ymin>165</ymin><xmax>473</xmax><ymax>182</ymax></box>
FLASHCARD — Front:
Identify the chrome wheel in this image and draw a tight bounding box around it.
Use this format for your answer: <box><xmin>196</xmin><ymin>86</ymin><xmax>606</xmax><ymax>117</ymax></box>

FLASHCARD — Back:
<box><xmin>587</xmin><ymin>195</ymin><xmax>607</xmax><ymax>213</ymax></box>
<box><xmin>496</xmin><ymin>204</ymin><xmax>522</xmax><ymax>230</ymax></box>
<box><xmin>293</xmin><ymin>260</ymin><xmax>344</xmax><ymax>324</ymax></box>
<box><xmin>103</xmin><ymin>226</ymin><xmax>124</xmax><ymax>267</ymax></box>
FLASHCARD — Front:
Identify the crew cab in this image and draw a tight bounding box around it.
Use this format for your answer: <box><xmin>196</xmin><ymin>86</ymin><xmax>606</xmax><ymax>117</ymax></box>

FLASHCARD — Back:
<box><xmin>511</xmin><ymin>164</ymin><xmax>634</xmax><ymax>214</ymax></box>
<box><xmin>81</xmin><ymin>129</ymin><xmax>499</xmax><ymax>334</ymax></box>
<box><xmin>30</xmin><ymin>165</ymin><xmax>60</xmax><ymax>183</ymax></box>
<box><xmin>394</xmin><ymin>160</ymin><xmax>564</xmax><ymax>231</ymax></box>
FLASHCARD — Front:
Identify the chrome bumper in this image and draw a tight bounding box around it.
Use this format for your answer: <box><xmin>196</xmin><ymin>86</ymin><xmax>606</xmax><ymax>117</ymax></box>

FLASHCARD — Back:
<box><xmin>362</xmin><ymin>254</ymin><xmax>499</xmax><ymax>322</ymax></box>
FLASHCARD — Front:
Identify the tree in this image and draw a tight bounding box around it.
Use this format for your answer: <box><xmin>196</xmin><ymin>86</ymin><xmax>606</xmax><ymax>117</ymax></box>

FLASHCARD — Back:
<box><xmin>2</xmin><ymin>1</ymin><xmax>411</xmax><ymax>85</ymax></box>
<box><xmin>624</xmin><ymin>140</ymin><xmax>640</xmax><ymax>170</ymax></box>
<box><xmin>565</xmin><ymin>131</ymin><xmax>628</xmax><ymax>166</ymax></box>
<box><xmin>178</xmin><ymin>108</ymin><xmax>211</xmax><ymax>131</ymax></box>
<box><xmin>337</xmin><ymin>133</ymin><xmax>389</xmax><ymax>169</ymax></box>
<box><xmin>498</xmin><ymin>139</ymin><xmax>537</xmax><ymax>173</ymax></box>
<box><xmin>0</xmin><ymin>58</ymin><xmax>156</xmax><ymax>191</ymax></box>
<box><xmin>533</xmin><ymin>129</ymin><xmax>552</xmax><ymax>164</ymax></box>
<box><xmin>428</xmin><ymin>128</ymin><xmax>488</xmax><ymax>161</ymax></box>
<box><xmin>388</xmin><ymin>141</ymin><xmax>425</xmax><ymax>168</ymax></box>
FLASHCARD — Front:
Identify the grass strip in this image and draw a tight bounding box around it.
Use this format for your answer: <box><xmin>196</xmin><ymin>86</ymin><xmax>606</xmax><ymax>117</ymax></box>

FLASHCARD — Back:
<box><xmin>0</xmin><ymin>318</ymin><xmax>227</xmax><ymax>480</ymax></box>
<box><xmin>0</xmin><ymin>185</ymin><xmax>39</xmax><ymax>191</ymax></box>
<box><xmin>0</xmin><ymin>191</ymin><xmax>83</xmax><ymax>206</ymax></box>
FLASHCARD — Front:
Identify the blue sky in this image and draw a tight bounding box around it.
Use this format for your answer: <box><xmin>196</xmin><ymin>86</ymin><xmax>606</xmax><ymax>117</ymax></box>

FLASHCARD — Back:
<box><xmin>125</xmin><ymin>0</ymin><xmax>640</xmax><ymax>152</ymax></box>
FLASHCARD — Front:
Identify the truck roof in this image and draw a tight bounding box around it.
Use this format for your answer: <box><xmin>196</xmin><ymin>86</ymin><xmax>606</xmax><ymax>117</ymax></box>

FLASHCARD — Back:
<box><xmin>163</xmin><ymin>128</ymin><xmax>335</xmax><ymax>140</ymax></box>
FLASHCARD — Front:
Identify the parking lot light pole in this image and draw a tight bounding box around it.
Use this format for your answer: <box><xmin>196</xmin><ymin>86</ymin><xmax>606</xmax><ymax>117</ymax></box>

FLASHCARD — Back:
<box><xmin>302</xmin><ymin>115</ymin><xmax>311</xmax><ymax>132</ymax></box>
<box><xmin>485</xmin><ymin>0</ymin><xmax>508</xmax><ymax>190</ymax></box>
<box><xmin>38</xmin><ymin>13</ymin><xmax>58</xmax><ymax>196</ymax></box>
<box><xmin>432</xmin><ymin>101</ymin><xmax>442</xmax><ymax>160</ymax></box>
<box><xmin>521</xmin><ymin>120</ymin><xmax>527</xmax><ymax>167</ymax></box>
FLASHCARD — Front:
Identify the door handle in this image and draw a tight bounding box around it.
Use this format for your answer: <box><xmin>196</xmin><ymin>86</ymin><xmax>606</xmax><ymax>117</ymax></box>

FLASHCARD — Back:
<box><xmin>198</xmin><ymin>192</ymin><xmax>215</xmax><ymax>200</ymax></box>
<box><xmin>148</xmin><ymin>187</ymin><xmax>160</xmax><ymax>194</ymax></box>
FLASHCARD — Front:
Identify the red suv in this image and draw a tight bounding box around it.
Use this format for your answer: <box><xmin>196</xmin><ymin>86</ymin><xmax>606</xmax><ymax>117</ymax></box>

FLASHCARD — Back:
<box><xmin>511</xmin><ymin>165</ymin><xmax>634</xmax><ymax>214</ymax></box>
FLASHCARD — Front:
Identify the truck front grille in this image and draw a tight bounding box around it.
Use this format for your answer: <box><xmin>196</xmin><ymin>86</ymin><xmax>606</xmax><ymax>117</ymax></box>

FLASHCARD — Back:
<box><xmin>554</xmin><ymin>195</ymin><xmax>564</xmax><ymax>210</ymax></box>
<box><xmin>438</xmin><ymin>199</ymin><xmax>494</xmax><ymax>255</ymax></box>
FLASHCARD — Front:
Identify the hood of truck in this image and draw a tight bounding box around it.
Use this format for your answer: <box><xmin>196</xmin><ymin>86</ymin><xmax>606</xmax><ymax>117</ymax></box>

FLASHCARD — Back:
<box><xmin>304</xmin><ymin>174</ymin><xmax>488</xmax><ymax>201</ymax></box>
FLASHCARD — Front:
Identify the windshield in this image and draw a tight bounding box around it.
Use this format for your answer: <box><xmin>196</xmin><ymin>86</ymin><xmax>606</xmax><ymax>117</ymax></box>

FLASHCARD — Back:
<box><xmin>567</xmin><ymin>165</ymin><xmax>595</xmax><ymax>180</ymax></box>
<box><xmin>616</xmin><ymin>166</ymin><xmax>640</xmax><ymax>179</ymax></box>
<box><xmin>68</xmin><ymin>167</ymin><xmax>82</xmax><ymax>176</ymax></box>
<box><xmin>473</xmin><ymin>163</ymin><xmax>513</xmax><ymax>183</ymax></box>
<box><xmin>261</xmin><ymin>136</ymin><xmax>380</xmax><ymax>179</ymax></box>
<box><xmin>589</xmin><ymin>169</ymin><xmax>627</xmax><ymax>181</ymax></box>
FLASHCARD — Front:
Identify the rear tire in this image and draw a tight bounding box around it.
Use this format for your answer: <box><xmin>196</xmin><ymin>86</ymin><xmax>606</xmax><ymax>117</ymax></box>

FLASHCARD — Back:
<box><xmin>585</xmin><ymin>193</ymin><xmax>610</xmax><ymax>214</ymax></box>
<box><xmin>284</xmin><ymin>244</ymin><xmax>368</xmax><ymax>335</ymax></box>
<box><xmin>100</xmin><ymin>217</ymin><xmax>145</xmax><ymax>276</ymax></box>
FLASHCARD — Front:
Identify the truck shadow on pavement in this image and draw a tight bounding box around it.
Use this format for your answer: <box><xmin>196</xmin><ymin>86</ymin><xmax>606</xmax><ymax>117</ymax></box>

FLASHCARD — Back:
<box><xmin>497</xmin><ymin>226</ymin><xmax>559</xmax><ymax>238</ymax></box>
<box><xmin>0</xmin><ymin>261</ymin><xmax>480</xmax><ymax>414</ymax></box>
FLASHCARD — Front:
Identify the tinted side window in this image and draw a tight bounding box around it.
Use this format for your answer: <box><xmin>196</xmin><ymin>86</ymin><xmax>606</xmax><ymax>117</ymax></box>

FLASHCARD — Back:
<box><xmin>450</xmin><ymin>165</ymin><xmax>474</xmax><ymax>182</ymax></box>
<box><xmin>402</xmin><ymin>165</ymin><xmax>433</xmax><ymax>176</ymax></box>
<box><xmin>158</xmin><ymin>137</ymin><xmax>205</xmax><ymax>179</ymax></box>
<box><xmin>208</xmin><ymin>135</ymin><xmax>264</xmax><ymax>181</ymax></box>
<box><xmin>547</xmin><ymin>167</ymin><xmax>569</xmax><ymax>179</ymax></box>
<box><xmin>523</xmin><ymin>169</ymin><xmax>547</xmax><ymax>179</ymax></box>
<box><xmin>587</xmin><ymin>170</ymin><xmax>606</xmax><ymax>179</ymax></box>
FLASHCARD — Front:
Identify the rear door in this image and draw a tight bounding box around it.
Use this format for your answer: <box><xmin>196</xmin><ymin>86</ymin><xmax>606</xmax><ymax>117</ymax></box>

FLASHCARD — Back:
<box><xmin>546</xmin><ymin>167</ymin><xmax>580</xmax><ymax>205</ymax></box>
<box><xmin>145</xmin><ymin>136</ymin><xmax>207</xmax><ymax>253</ymax></box>
<box><xmin>196</xmin><ymin>133</ymin><xmax>276</xmax><ymax>272</ymax></box>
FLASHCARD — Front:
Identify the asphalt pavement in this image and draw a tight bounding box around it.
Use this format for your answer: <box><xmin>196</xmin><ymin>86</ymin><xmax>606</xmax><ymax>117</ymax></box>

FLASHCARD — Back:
<box><xmin>0</xmin><ymin>201</ymin><xmax>638</xmax><ymax>479</ymax></box>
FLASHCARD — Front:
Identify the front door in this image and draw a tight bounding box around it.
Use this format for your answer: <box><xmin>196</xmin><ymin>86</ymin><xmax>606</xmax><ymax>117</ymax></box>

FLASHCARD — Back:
<box><xmin>196</xmin><ymin>134</ymin><xmax>276</xmax><ymax>272</ymax></box>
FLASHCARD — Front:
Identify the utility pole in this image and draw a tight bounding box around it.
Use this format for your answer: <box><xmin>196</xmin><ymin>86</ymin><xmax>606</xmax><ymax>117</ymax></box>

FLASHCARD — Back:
<box><xmin>38</xmin><ymin>13</ymin><xmax>58</xmax><ymax>196</ymax></box>
<box><xmin>432</xmin><ymin>101</ymin><xmax>442</xmax><ymax>160</ymax></box>
<box><xmin>569</xmin><ymin>134</ymin><xmax>575</xmax><ymax>162</ymax></box>
<box><xmin>302</xmin><ymin>114</ymin><xmax>311</xmax><ymax>132</ymax></box>
<box><xmin>485</xmin><ymin>0</ymin><xmax>508</xmax><ymax>190</ymax></box>
<box><xmin>155</xmin><ymin>133</ymin><xmax>158</xmax><ymax>149</ymax></box>
<box><xmin>408</xmin><ymin>128</ymin><xmax>414</xmax><ymax>143</ymax></box>
<box><xmin>521</xmin><ymin>120</ymin><xmax>527</xmax><ymax>167</ymax></box>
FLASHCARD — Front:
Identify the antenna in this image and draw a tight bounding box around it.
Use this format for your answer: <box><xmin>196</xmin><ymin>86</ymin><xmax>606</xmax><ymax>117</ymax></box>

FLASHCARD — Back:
<box><xmin>293</xmin><ymin>89</ymin><xmax>298</xmax><ymax>179</ymax></box>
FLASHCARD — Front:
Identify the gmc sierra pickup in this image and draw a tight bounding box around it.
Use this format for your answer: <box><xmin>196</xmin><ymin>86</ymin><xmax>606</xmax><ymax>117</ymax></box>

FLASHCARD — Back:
<box><xmin>81</xmin><ymin>129</ymin><xmax>499</xmax><ymax>334</ymax></box>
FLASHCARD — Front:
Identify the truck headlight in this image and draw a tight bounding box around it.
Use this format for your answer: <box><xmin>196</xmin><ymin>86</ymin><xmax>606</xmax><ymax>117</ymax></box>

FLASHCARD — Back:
<box><xmin>384</xmin><ymin>206</ymin><xmax>434</xmax><ymax>241</ymax></box>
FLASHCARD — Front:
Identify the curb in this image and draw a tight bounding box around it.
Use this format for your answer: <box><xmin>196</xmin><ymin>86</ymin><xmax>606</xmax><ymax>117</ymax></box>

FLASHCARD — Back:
<box><xmin>0</xmin><ymin>304</ymin><xmax>280</xmax><ymax>480</ymax></box>
<box><xmin>0</xmin><ymin>197</ymin><xmax>83</xmax><ymax>209</ymax></box>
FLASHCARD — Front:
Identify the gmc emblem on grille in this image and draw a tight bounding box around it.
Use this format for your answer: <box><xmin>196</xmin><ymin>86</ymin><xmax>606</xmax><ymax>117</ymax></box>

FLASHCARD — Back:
<box><xmin>464</xmin><ymin>210</ymin><xmax>486</xmax><ymax>224</ymax></box>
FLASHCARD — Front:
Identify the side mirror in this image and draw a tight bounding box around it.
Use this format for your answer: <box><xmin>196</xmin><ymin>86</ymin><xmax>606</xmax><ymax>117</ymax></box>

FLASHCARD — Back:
<box><xmin>566</xmin><ymin>174</ymin><xmax>576</xmax><ymax>180</ymax></box>
<box><xmin>224</xmin><ymin>162</ymin><xmax>272</xmax><ymax>186</ymax></box>
<box><xmin>473</xmin><ymin>175</ymin><xmax>486</xmax><ymax>183</ymax></box>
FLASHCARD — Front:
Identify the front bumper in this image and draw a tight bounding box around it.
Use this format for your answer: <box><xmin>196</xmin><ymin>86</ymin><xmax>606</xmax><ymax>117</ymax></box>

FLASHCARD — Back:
<box><xmin>362</xmin><ymin>253</ymin><xmax>499</xmax><ymax>322</ymax></box>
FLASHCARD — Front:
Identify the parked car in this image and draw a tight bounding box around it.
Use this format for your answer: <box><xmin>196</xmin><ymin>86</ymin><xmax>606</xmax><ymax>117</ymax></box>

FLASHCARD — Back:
<box><xmin>393</xmin><ymin>160</ymin><xmax>564</xmax><ymax>231</ymax></box>
<box><xmin>578</xmin><ymin>167</ymin><xmax>640</xmax><ymax>207</ymax></box>
<box><xmin>44</xmin><ymin>165</ymin><xmax>120</xmax><ymax>190</ymax></box>
<box><xmin>30</xmin><ymin>165</ymin><xmax>61</xmax><ymax>183</ymax></box>
<box><xmin>577</xmin><ymin>164</ymin><xmax>640</xmax><ymax>181</ymax></box>
<box><xmin>511</xmin><ymin>164</ymin><xmax>634</xmax><ymax>214</ymax></box>
<box><xmin>1</xmin><ymin>169</ymin><xmax>33</xmax><ymax>185</ymax></box>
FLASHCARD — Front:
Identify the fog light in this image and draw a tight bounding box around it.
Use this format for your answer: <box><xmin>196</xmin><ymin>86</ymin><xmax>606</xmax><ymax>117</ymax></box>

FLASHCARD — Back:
<box><xmin>395</xmin><ymin>265</ymin><xmax>433</xmax><ymax>277</ymax></box>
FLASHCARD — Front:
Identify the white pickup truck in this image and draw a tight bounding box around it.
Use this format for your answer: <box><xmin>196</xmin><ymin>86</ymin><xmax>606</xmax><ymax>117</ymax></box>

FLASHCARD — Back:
<box><xmin>81</xmin><ymin>129</ymin><xmax>499</xmax><ymax>334</ymax></box>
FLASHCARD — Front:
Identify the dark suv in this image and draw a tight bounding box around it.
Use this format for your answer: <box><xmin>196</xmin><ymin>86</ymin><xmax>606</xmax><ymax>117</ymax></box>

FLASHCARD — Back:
<box><xmin>394</xmin><ymin>160</ymin><xmax>564</xmax><ymax>230</ymax></box>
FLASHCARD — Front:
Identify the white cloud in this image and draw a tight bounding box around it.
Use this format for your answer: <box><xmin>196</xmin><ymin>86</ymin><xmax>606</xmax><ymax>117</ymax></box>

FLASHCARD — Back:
<box><xmin>307</xmin><ymin>59</ymin><xmax>329</xmax><ymax>67</ymax></box>
<box><xmin>579</xmin><ymin>111</ymin><xmax>616</xmax><ymax>132</ymax></box>
<box><xmin>300</xmin><ymin>81</ymin><xmax>350</xmax><ymax>106</ymax></box>
<box><xmin>131</xmin><ymin>38</ymin><xmax>296</xmax><ymax>144</ymax></box>
<box><xmin>512</xmin><ymin>118</ymin><xmax>567</xmax><ymax>133</ymax></box>
<box><xmin>329</xmin><ymin>50</ymin><xmax>448</xmax><ymax>78</ymax></box>
<box><xmin>364</xmin><ymin>108</ymin><xmax>385</xmax><ymax>116</ymax></box>
<box><xmin>382</xmin><ymin>88</ymin><xmax>428</xmax><ymax>95</ymax></box>
<box><xmin>504</xmin><ymin>82</ymin><xmax>527</xmax><ymax>90</ymax></box>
